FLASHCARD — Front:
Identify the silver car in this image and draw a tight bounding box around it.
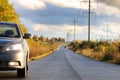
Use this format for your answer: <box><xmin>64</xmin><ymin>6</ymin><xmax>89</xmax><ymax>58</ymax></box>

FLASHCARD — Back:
<box><xmin>0</xmin><ymin>22</ymin><xmax>31</xmax><ymax>77</ymax></box>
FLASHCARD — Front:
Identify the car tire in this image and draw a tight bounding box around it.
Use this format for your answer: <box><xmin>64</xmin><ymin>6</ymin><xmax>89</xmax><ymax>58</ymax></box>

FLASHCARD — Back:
<box><xmin>17</xmin><ymin>63</ymin><xmax>28</xmax><ymax>77</ymax></box>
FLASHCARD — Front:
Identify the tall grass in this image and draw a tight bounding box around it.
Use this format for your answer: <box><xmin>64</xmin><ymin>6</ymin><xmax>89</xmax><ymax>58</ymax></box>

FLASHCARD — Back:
<box><xmin>69</xmin><ymin>41</ymin><xmax>120</xmax><ymax>64</ymax></box>
<box><xmin>27</xmin><ymin>38</ymin><xmax>59</xmax><ymax>60</ymax></box>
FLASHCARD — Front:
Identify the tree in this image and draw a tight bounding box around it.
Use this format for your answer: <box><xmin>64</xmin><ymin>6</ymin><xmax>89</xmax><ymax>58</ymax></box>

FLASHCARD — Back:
<box><xmin>58</xmin><ymin>37</ymin><xmax>62</xmax><ymax>41</ymax></box>
<box><xmin>0</xmin><ymin>0</ymin><xmax>27</xmax><ymax>34</ymax></box>
<box><xmin>0</xmin><ymin>0</ymin><xmax>19</xmax><ymax>23</ymax></box>
<box><xmin>20</xmin><ymin>24</ymin><xmax>27</xmax><ymax>35</ymax></box>
<box><xmin>58</xmin><ymin>37</ymin><xmax>65</xmax><ymax>42</ymax></box>
<box><xmin>51</xmin><ymin>38</ymin><xmax>57</xmax><ymax>42</ymax></box>
<box><xmin>33</xmin><ymin>34</ymin><xmax>39</xmax><ymax>41</ymax></box>
<box><xmin>39</xmin><ymin>35</ymin><xmax>47</xmax><ymax>42</ymax></box>
<box><xmin>46</xmin><ymin>37</ymin><xmax>49</xmax><ymax>42</ymax></box>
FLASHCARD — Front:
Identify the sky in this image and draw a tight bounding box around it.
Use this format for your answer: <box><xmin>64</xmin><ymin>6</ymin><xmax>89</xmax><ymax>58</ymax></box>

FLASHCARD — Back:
<box><xmin>9</xmin><ymin>0</ymin><xmax>120</xmax><ymax>41</ymax></box>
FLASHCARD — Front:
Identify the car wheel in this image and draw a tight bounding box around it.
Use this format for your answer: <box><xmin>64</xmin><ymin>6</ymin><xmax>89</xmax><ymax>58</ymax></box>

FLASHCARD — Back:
<box><xmin>17</xmin><ymin>62</ymin><xmax>27</xmax><ymax>77</ymax></box>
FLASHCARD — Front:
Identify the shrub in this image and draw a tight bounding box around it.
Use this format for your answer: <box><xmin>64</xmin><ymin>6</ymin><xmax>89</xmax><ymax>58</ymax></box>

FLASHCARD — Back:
<box><xmin>78</xmin><ymin>41</ymin><xmax>97</xmax><ymax>49</ymax></box>
<box><xmin>94</xmin><ymin>45</ymin><xmax>106</xmax><ymax>52</ymax></box>
<box><xmin>27</xmin><ymin>38</ymin><xmax>59</xmax><ymax>59</ymax></box>
<box><xmin>79</xmin><ymin>41</ymin><xmax>89</xmax><ymax>49</ymax></box>
<box><xmin>69</xmin><ymin>40</ymin><xmax>120</xmax><ymax>63</ymax></box>
<box><xmin>105</xmin><ymin>44</ymin><xmax>118</xmax><ymax>54</ymax></box>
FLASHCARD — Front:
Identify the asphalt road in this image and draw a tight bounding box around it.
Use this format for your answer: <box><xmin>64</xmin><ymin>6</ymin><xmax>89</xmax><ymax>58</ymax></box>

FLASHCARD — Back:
<box><xmin>0</xmin><ymin>46</ymin><xmax>120</xmax><ymax>80</ymax></box>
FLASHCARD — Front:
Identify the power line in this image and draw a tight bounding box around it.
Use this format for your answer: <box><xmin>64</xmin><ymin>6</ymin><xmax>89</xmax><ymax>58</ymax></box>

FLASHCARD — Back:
<box><xmin>74</xmin><ymin>0</ymin><xmax>114</xmax><ymax>42</ymax></box>
<box><xmin>81</xmin><ymin>0</ymin><xmax>92</xmax><ymax>41</ymax></box>
<box><xmin>71</xmin><ymin>0</ymin><xmax>82</xmax><ymax>42</ymax></box>
<box><xmin>66</xmin><ymin>29</ymin><xmax>72</xmax><ymax>43</ymax></box>
<box><xmin>73</xmin><ymin>17</ymin><xmax>77</xmax><ymax>42</ymax></box>
<box><xmin>81</xmin><ymin>0</ymin><xmax>114</xmax><ymax>41</ymax></box>
<box><xmin>74</xmin><ymin>0</ymin><xmax>98</xmax><ymax>41</ymax></box>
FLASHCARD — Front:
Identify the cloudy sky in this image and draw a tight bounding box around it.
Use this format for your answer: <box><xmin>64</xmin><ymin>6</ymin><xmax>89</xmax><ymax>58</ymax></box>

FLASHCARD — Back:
<box><xmin>9</xmin><ymin>0</ymin><xmax>120</xmax><ymax>41</ymax></box>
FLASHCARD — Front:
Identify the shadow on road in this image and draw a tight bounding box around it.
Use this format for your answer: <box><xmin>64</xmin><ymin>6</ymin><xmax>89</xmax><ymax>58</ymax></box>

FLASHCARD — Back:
<box><xmin>0</xmin><ymin>71</ymin><xmax>24</xmax><ymax>79</ymax></box>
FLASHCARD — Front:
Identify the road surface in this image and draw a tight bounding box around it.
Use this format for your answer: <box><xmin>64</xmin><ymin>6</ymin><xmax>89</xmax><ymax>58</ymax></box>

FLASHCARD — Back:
<box><xmin>0</xmin><ymin>46</ymin><xmax>120</xmax><ymax>80</ymax></box>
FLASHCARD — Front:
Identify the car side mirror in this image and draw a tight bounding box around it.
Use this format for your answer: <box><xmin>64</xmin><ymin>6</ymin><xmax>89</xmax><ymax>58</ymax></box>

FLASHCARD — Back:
<box><xmin>23</xmin><ymin>33</ymin><xmax>31</xmax><ymax>39</ymax></box>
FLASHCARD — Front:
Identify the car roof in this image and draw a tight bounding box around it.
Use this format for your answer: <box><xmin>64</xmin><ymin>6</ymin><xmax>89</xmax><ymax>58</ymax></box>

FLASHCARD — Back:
<box><xmin>0</xmin><ymin>22</ymin><xmax>17</xmax><ymax>25</ymax></box>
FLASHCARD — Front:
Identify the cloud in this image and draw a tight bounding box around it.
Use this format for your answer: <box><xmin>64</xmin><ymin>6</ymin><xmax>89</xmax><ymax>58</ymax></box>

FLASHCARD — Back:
<box><xmin>94</xmin><ymin>3</ymin><xmax>120</xmax><ymax>17</ymax></box>
<box><xmin>31</xmin><ymin>24</ymin><xmax>71</xmax><ymax>38</ymax></box>
<box><xmin>90</xmin><ymin>21</ymin><xmax>120</xmax><ymax>40</ymax></box>
<box><xmin>31</xmin><ymin>23</ymin><xmax>96</xmax><ymax>39</ymax></box>
<box><xmin>33</xmin><ymin>24</ymin><xmax>49</xmax><ymax>31</ymax></box>
<box><xmin>95</xmin><ymin>0</ymin><xmax>120</xmax><ymax>10</ymax></box>
<box><xmin>10</xmin><ymin>0</ymin><xmax>88</xmax><ymax>10</ymax></box>
<box><xmin>10</xmin><ymin>1</ymin><xmax>87</xmax><ymax>25</ymax></box>
<box><xmin>9</xmin><ymin>0</ymin><xmax>120</xmax><ymax>40</ymax></box>
<box><xmin>43</xmin><ymin>0</ymin><xmax>80</xmax><ymax>8</ymax></box>
<box><xmin>10</xmin><ymin>0</ymin><xmax>120</xmax><ymax>26</ymax></box>
<box><xmin>19</xmin><ymin>17</ymin><xmax>120</xmax><ymax>40</ymax></box>
<box><xmin>10</xmin><ymin>0</ymin><xmax>46</xmax><ymax>10</ymax></box>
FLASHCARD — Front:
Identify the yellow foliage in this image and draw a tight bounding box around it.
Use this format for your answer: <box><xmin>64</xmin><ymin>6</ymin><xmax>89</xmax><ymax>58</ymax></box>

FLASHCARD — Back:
<box><xmin>27</xmin><ymin>38</ymin><xmax>59</xmax><ymax>59</ymax></box>
<box><xmin>0</xmin><ymin>0</ymin><xmax>27</xmax><ymax>35</ymax></box>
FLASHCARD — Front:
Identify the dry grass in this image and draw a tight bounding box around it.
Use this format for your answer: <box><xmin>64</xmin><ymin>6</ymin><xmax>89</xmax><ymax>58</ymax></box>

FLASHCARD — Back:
<box><xmin>69</xmin><ymin>41</ymin><xmax>120</xmax><ymax>64</ymax></box>
<box><xmin>27</xmin><ymin>39</ymin><xmax>59</xmax><ymax>61</ymax></box>
<box><xmin>76</xmin><ymin>49</ymin><xmax>104</xmax><ymax>60</ymax></box>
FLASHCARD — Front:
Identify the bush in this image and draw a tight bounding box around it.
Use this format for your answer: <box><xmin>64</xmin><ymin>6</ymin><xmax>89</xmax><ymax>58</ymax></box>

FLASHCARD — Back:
<box><xmin>27</xmin><ymin>38</ymin><xmax>59</xmax><ymax>59</ymax></box>
<box><xmin>79</xmin><ymin>41</ymin><xmax>97</xmax><ymax>49</ymax></box>
<box><xmin>69</xmin><ymin>40</ymin><xmax>120</xmax><ymax>63</ymax></box>
<box><xmin>94</xmin><ymin>45</ymin><xmax>106</xmax><ymax>52</ymax></box>
<box><xmin>105</xmin><ymin>44</ymin><xmax>118</xmax><ymax>54</ymax></box>
<box><xmin>102</xmin><ymin>44</ymin><xmax>119</xmax><ymax>61</ymax></box>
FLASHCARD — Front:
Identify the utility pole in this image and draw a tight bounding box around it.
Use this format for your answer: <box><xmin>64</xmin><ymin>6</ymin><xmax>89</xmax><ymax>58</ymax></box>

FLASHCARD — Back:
<box><xmin>73</xmin><ymin>17</ymin><xmax>77</xmax><ymax>42</ymax></box>
<box><xmin>88</xmin><ymin>0</ymin><xmax>91</xmax><ymax>42</ymax></box>
<box><xmin>81</xmin><ymin>0</ymin><xmax>94</xmax><ymax>42</ymax></box>
<box><xmin>66</xmin><ymin>31</ymin><xmax>69</xmax><ymax>43</ymax></box>
<box><xmin>107</xmin><ymin>24</ymin><xmax>109</xmax><ymax>41</ymax></box>
<box><xmin>70</xmin><ymin>29</ymin><xmax>72</xmax><ymax>42</ymax></box>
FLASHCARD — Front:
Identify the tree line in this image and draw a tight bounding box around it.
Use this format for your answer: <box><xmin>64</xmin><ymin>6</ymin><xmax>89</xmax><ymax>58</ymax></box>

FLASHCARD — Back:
<box><xmin>33</xmin><ymin>34</ymin><xmax>65</xmax><ymax>43</ymax></box>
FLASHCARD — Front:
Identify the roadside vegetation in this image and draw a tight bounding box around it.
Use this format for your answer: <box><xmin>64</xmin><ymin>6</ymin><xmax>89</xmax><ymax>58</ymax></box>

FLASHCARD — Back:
<box><xmin>69</xmin><ymin>40</ymin><xmax>120</xmax><ymax>64</ymax></box>
<box><xmin>28</xmin><ymin>38</ymin><xmax>59</xmax><ymax>61</ymax></box>
<box><xmin>0</xmin><ymin>0</ymin><xmax>61</xmax><ymax>61</ymax></box>
<box><xmin>28</xmin><ymin>35</ymin><xmax>63</xmax><ymax>61</ymax></box>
